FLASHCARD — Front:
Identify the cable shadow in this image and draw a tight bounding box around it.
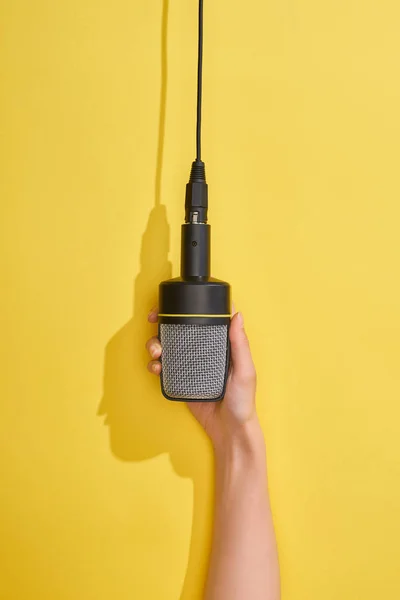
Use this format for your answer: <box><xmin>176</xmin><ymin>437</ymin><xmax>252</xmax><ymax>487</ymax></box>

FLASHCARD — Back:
<box><xmin>98</xmin><ymin>2</ymin><xmax>213</xmax><ymax>597</ymax></box>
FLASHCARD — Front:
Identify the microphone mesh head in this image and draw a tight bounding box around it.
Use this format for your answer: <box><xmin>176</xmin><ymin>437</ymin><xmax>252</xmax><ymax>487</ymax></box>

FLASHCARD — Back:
<box><xmin>159</xmin><ymin>323</ymin><xmax>229</xmax><ymax>400</ymax></box>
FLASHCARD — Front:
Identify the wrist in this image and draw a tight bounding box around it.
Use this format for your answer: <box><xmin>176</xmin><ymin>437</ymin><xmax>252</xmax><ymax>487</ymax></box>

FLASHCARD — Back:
<box><xmin>212</xmin><ymin>416</ymin><xmax>266</xmax><ymax>467</ymax></box>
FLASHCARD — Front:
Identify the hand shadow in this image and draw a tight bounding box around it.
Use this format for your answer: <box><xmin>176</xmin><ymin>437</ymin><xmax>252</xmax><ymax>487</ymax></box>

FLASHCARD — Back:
<box><xmin>97</xmin><ymin>2</ymin><xmax>213</xmax><ymax>598</ymax></box>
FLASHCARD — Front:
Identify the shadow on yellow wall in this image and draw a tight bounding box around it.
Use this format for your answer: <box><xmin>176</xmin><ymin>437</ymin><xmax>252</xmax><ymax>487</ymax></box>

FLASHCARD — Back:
<box><xmin>98</xmin><ymin>2</ymin><xmax>211</xmax><ymax>597</ymax></box>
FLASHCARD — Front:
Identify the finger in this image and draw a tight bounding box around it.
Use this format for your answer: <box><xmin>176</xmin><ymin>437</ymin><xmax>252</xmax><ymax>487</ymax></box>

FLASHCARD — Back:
<box><xmin>147</xmin><ymin>360</ymin><xmax>161</xmax><ymax>375</ymax></box>
<box><xmin>145</xmin><ymin>336</ymin><xmax>162</xmax><ymax>359</ymax></box>
<box><xmin>229</xmin><ymin>312</ymin><xmax>256</xmax><ymax>384</ymax></box>
<box><xmin>148</xmin><ymin>307</ymin><xmax>159</xmax><ymax>324</ymax></box>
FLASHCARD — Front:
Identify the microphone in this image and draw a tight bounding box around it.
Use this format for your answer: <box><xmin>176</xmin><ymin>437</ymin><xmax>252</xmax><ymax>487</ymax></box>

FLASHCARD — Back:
<box><xmin>158</xmin><ymin>1</ymin><xmax>231</xmax><ymax>401</ymax></box>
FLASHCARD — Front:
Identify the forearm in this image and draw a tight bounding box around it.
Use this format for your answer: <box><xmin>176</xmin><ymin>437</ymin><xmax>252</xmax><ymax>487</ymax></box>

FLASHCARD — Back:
<box><xmin>204</xmin><ymin>419</ymin><xmax>280</xmax><ymax>600</ymax></box>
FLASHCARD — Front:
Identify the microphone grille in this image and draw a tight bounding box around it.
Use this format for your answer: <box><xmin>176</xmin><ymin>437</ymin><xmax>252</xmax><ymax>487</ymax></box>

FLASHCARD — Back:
<box><xmin>159</xmin><ymin>323</ymin><xmax>229</xmax><ymax>400</ymax></box>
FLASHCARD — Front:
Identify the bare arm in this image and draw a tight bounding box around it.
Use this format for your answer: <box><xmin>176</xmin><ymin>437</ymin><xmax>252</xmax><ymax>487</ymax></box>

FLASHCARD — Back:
<box><xmin>205</xmin><ymin>419</ymin><xmax>279</xmax><ymax>600</ymax></box>
<box><xmin>146</xmin><ymin>310</ymin><xmax>280</xmax><ymax>600</ymax></box>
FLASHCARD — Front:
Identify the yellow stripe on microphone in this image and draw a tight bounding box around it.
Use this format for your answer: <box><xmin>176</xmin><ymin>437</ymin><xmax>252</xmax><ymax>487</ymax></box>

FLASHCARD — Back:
<box><xmin>158</xmin><ymin>313</ymin><xmax>231</xmax><ymax>318</ymax></box>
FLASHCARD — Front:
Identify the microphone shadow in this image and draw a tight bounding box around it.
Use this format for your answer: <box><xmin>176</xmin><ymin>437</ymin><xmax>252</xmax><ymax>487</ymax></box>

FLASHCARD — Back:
<box><xmin>98</xmin><ymin>3</ymin><xmax>213</xmax><ymax>595</ymax></box>
<box><xmin>98</xmin><ymin>205</ymin><xmax>213</xmax><ymax>599</ymax></box>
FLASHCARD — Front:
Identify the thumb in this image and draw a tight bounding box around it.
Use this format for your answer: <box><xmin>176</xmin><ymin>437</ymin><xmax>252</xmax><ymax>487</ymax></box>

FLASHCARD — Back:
<box><xmin>229</xmin><ymin>312</ymin><xmax>256</xmax><ymax>383</ymax></box>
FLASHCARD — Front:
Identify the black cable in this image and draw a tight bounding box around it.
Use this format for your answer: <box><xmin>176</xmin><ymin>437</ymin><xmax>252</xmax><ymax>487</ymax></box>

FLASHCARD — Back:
<box><xmin>196</xmin><ymin>0</ymin><xmax>203</xmax><ymax>161</ymax></box>
<box><xmin>185</xmin><ymin>0</ymin><xmax>207</xmax><ymax>223</ymax></box>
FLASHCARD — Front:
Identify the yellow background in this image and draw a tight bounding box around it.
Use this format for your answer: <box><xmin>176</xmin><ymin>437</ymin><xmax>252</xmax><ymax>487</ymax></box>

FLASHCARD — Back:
<box><xmin>1</xmin><ymin>0</ymin><xmax>400</xmax><ymax>598</ymax></box>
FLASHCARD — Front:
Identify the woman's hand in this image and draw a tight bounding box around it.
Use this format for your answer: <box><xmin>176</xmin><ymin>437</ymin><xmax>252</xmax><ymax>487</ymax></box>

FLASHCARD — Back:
<box><xmin>146</xmin><ymin>308</ymin><xmax>260</xmax><ymax>451</ymax></box>
<box><xmin>147</xmin><ymin>309</ymin><xmax>279</xmax><ymax>600</ymax></box>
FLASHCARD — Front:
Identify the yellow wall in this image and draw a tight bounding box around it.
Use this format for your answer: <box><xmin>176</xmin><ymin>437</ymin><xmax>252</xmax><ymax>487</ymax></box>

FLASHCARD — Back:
<box><xmin>1</xmin><ymin>1</ymin><xmax>400</xmax><ymax>598</ymax></box>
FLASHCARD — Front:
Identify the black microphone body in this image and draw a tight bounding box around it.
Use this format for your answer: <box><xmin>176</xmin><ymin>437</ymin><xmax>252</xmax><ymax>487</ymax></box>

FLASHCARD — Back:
<box><xmin>158</xmin><ymin>5</ymin><xmax>231</xmax><ymax>402</ymax></box>
<box><xmin>159</xmin><ymin>165</ymin><xmax>231</xmax><ymax>402</ymax></box>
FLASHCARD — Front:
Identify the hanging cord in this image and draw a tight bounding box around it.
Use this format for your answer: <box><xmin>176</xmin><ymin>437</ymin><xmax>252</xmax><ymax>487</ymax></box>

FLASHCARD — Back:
<box><xmin>196</xmin><ymin>0</ymin><xmax>203</xmax><ymax>161</ymax></box>
<box><xmin>185</xmin><ymin>0</ymin><xmax>208</xmax><ymax>222</ymax></box>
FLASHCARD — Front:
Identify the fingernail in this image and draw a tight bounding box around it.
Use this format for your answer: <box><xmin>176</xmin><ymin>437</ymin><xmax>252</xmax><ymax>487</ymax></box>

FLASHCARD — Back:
<box><xmin>237</xmin><ymin>312</ymin><xmax>244</xmax><ymax>327</ymax></box>
<box><xmin>152</xmin><ymin>363</ymin><xmax>159</xmax><ymax>373</ymax></box>
<box><xmin>150</xmin><ymin>345</ymin><xmax>159</xmax><ymax>358</ymax></box>
<box><xmin>148</xmin><ymin>307</ymin><xmax>157</xmax><ymax>317</ymax></box>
